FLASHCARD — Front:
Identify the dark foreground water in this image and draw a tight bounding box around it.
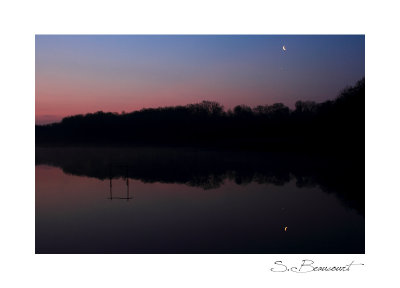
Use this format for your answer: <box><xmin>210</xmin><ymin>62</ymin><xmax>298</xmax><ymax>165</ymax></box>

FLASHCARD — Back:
<box><xmin>35</xmin><ymin>147</ymin><xmax>364</xmax><ymax>253</ymax></box>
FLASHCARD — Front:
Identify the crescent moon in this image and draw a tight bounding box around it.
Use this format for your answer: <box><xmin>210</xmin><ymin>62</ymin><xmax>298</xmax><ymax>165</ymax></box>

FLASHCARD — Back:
<box><xmin>282</xmin><ymin>45</ymin><xmax>286</xmax><ymax>51</ymax></box>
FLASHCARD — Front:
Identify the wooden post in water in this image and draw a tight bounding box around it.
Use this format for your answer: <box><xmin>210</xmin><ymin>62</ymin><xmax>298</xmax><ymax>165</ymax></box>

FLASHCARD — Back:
<box><xmin>126</xmin><ymin>166</ymin><xmax>130</xmax><ymax>201</ymax></box>
<box><xmin>107</xmin><ymin>164</ymin><xmax>132</xmax><ymax>201</ymax></box>
<box><xmin>109</xmin><ymin>164</ymin><xmax>113</xmax><ymax>200</ymax></box>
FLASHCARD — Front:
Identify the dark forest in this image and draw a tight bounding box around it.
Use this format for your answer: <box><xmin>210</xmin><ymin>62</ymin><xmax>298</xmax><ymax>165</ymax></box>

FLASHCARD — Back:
<box><xmin>36</xmin><ymin>78</ymin><xmax>364</xmax><ymax>156</ymax></box>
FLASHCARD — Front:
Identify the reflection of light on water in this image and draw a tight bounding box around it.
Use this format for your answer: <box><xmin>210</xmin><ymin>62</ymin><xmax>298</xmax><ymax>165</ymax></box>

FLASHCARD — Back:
<box><xmin>284</xmin><ymin>226</ymin><xmax>287</xmax><ymax>232</ymax></box>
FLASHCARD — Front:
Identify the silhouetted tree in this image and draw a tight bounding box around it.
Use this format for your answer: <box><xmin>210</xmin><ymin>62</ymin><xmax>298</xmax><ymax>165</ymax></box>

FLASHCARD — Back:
<box><xmin>36</xmin><ymin>78</ymin><xmax>365</xmax><ymax>154</ymax></box>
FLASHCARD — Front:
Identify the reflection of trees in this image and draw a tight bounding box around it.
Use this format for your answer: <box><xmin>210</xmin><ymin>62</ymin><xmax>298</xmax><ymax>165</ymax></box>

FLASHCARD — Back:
<box><xmin>187</xmin><ymin>174</ymin><xmax>226</xmax><ymax>190</ymax></box>
<box><xmin>36</xmin><ymin>147</ymin><xmax>364</xmax><ymax>215</ymax></box>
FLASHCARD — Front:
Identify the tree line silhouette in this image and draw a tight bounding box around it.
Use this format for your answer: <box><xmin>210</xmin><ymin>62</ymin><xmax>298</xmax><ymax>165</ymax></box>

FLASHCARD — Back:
<box><xmin>36</xmin><ymin>78</ymin><xmax>364</xmax><ymax>154</ymax></box>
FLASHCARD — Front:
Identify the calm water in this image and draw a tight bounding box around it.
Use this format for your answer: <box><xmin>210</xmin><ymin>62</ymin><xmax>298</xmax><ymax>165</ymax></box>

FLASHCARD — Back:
<box><xmin>35</xmin><ymin>147</ymin><xmax>364</xmax><ymax>253</ymax></box>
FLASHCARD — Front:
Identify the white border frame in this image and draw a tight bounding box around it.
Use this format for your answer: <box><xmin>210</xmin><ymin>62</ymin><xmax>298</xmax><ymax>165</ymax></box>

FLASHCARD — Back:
<box><xmin>1</xmin><ymin>0</ymin><xmax>400</xmax><ymax>287</ymax></box>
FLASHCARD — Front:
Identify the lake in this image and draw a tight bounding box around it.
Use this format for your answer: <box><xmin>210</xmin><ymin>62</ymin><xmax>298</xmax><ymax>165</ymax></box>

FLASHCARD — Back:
<box><xmin>35</xmin><ymin>147</ymin><xmax>364</xmax><ymax>253</ymax></box>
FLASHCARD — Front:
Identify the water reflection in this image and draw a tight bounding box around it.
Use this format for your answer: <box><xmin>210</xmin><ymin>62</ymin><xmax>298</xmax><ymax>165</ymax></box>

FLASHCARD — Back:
<box><xmin>108</xmin><ymin>165</ymin><xmax>132</xmax><ymax>201</ymax></box>
<box><xmin>36</xmin><ymin>147</ymin><xmax>364</xmax><ymax>253</ymax></box>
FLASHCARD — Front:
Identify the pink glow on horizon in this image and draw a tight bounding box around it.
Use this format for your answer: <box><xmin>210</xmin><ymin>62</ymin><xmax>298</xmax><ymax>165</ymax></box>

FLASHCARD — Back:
<box><xmin>36</xmin><ymin>76</ymin><xmax>282</xmax><ymax>124</ymax></box>
<box><xmin>35</xmin><ymin>35</ymin><xmax>365</xmax><ymax>125</ymax></box>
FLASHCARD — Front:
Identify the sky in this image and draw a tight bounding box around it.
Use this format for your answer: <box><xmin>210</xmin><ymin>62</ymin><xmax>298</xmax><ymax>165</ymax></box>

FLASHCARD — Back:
<box><xmin>35</xmin><ymin>35</ymin><xmax>364</xmax><ymax>124</ymax></box>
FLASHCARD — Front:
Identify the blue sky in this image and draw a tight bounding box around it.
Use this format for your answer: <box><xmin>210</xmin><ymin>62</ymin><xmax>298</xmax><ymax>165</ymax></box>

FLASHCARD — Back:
<box><xmin>36</xmin><ymin>35</ymin><xmax>365</xmax><ymax>123</ymax></box>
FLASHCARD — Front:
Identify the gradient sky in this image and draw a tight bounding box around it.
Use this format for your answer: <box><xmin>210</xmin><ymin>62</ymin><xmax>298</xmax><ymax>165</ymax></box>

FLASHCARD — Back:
<box><xmin>36</xmin><ymin>35</ymin><xmax>364</xmax><ymax>124</ymax></box>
